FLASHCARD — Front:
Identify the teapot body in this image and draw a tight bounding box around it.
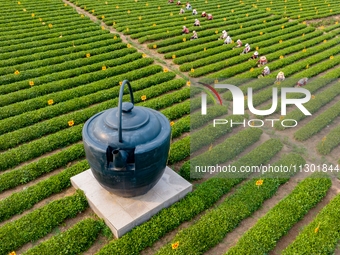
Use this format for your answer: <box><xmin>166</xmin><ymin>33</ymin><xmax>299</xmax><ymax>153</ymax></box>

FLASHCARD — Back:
<box><xmin>82</xmin><ymin>80</ymin><xmax>171</xmax><ymax>197</ymax></box>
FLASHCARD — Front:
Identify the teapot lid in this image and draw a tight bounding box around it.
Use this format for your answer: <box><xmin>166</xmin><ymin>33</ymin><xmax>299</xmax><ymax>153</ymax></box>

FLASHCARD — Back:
<box><xmin>104</xmin><ymin>102</ymin><xmax>150</xmax><ymax>131</ymax></box>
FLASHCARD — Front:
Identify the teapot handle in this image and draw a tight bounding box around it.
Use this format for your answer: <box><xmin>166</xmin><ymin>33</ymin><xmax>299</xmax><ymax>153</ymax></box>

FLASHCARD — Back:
<box><xmin>118</xmin><ymin>80</ymin><xmax>134</xmax><ymax>143</ymax></box>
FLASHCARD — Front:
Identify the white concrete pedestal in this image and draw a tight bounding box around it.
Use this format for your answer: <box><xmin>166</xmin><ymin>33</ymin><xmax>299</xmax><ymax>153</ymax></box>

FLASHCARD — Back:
<box><xmin>70</xmin><ymin>167</ymin><xmax>192</xmax><ymax>238</ymax></box>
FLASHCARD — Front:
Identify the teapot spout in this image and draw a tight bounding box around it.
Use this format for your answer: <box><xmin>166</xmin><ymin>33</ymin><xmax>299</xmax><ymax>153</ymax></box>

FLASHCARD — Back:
<box><xmin>112</xmin><ymin>149</ymin><xmax>128</xmax><ymax>170</ymax></box>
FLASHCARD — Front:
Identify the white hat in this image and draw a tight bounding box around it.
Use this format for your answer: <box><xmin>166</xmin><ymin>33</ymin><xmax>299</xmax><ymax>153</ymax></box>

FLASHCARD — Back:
<box><xmin>254</xmin><ymin>51</ymin><xmax>258</xmax><ymax>55</ymax></box>
<box><xmin>264</xmin><ymin>66</ymin><xmax>269</xmax><ymax>70</ymax></box>
<box><xmin>195</xmin><ymin>19</ymin><xmax>198</xmax><ymax>21</ymax></box>
<box><xmin>183</xmin><ymin>26</ymin><xmax>186</xmax><ymax>28</ymax></box>
<box><xmin>193</xmin><ymin>31</ymin><xmax>196</xmax><ymax>33</ymax></box>
<box><xmin>245</xmin><ymin>43</ymin><xmax>249</xmax><ymax>47</ymax></box>
<box><xmin>222</xmin><ymin>30</ymin><xmax>226</xmax><ymax>33</ymax></box>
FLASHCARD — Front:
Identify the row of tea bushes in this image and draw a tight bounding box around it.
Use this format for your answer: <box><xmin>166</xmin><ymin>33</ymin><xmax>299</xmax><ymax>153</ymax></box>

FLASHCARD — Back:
<box><xmin>243</xmin><ymin>38</ymin><xmax>340</xmax><ymax>108</ymax></box>
<box><xmin>282</xmin><ymin>193</ymin><xmax>340</xmax><ymax>254</ymax></box>
<box><xmin>180</xmin><ymin>127</ymin><xmax>263</xmax><ymax>180</ymax></box>
<box><xmin>316</xmin><ymin>124</ymin><xmax>340</xmax><ymax>155</ymax></box>
<box><xmin>258</xmin><ymin>67</ymin><xmax>340</xmax><ymax>118</ymax></box>
<box><xmin>156</xmin><ymin>151</ymin><xmax>303</xmax><ymax>254</ymax></box>
<box><xmin>0</xmin><ymin>161</ymin><xmax>89</xmax><ymax>222</ymax></box>
<box><xmin>168</xmin><ymin>23</ymin><xmax>286</xmax><ymax>63</ymax></box>
<box><xmin>293</xmin><ymin>86</ymin><xmax>340</xmax><ymax>142</ymax></box>
<box><xmin>0</xmin><ymin>190</ymin><xmax>88</xmax><ymax>255</ymax></box>
<box><xmin>203</xmin><ymin>31</ymin><xmax>338</xmax><ymax>78</ymax></box>
<box><xmin>274</xmin><ymin>74</ymin><xmax>340</xmax><ymax>132</ymax></box>
<box><xmin>0</xmin><ymin>143</ymin><xmax>85</xmax><ymax>192</ymax></box>
<box><xmin>22</xmin><ymin>218</ymin><xmax>105</xmax><ymax>255</ymax></box>
<box><xmin>0</xmin><ymin>65</ymin><xmax>166</xmax><ymax>129</ymax></box>
<box><xmin>155</xmin><ymin>15</ymin><xmax>286</xmax><ymax>53</ymax></box>
<box><xmin>168</xmin><ymin>115</ymin><xmax>247</xmax><ymax>165</ymax></box>
<box><xmin>0</xmin><ymin>33</ymin><xmax>119</xmax><ymax>76</ymax></box>
<box><xmin>226</xmin><ymin>173</ymin><xmax>331</xmax><ymax>254</ymax></box>
<box><xmin>179</xmin><ymin>22</ymin><xmax>312</xmax><ymax>72</ymax></box>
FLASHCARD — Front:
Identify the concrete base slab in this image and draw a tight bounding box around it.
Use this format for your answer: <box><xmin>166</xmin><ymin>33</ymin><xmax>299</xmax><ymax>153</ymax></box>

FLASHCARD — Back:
<box><xmin>71</xmin><ymin>166</ymin><xmax>192</xmax><ymax>238</ymax></box>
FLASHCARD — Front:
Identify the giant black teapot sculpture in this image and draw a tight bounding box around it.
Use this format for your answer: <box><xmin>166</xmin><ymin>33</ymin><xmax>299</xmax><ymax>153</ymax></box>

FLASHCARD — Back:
<box><xmin>82</xmin><ymin>80</ymin><xmax>171</xmax><ymax>197</ymax></box>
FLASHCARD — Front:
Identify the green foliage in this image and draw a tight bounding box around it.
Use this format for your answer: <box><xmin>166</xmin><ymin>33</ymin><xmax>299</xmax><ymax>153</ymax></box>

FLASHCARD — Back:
<box><xmin>255</xmin><ymin>68</ymin><xmax>340</xmax><ymax>119</ymax></box>
<box><xmin>0</xmin><ymin>64</ymin><xmax>163</xmax><ymax>135</ymax></box>
<box><xmin>22</xmin><ymin>218</ymin><xmax>103</xmax><ymax>255</ymax></box>
<box><xmin>150</xmin><ymin>14</ymin><xmax>281</xmax><ymax>47</ymax></box>
<box><xmin>277</xmin><ymin>81</ymin><xmax>340</xmax><ymax>133</ymax></box>
<box><xmin>0</xmin><ymin>124</ymin><xmax>83</xmax><ymax>171</ymax></box>
<box><xmin>168</xmin><ymin>136</ymin><xmax>190</xmax><ymax>164</ymax></box>
<box><xmin>161</xmin><ymin>16</ymin><xmax>289</xmax><ymax>56</ymax></box>
<box><xmin>282</xmin><ymin>193</ymin><xmax>340</xmax><ymax>254</ymax></box>
<box><xmin>181</xmin><ymin>128</ymin><xmax>265</xmax><ymax>180</ymax></box>
<box><xmin>190</xmin><ymin>104</ymin><xmax>228</xmax><ymax>129</ymax></box>
<box><xmin>0</xmin><ymin>160</ymin><xmax>89</xmax><ymax>222</ymax></box>
<box><xmin>0</xmin><ymin>143</ymin><xmax>85</xmax><ymax>192</ymax></box>
<box><xmin>179</xmin><ymin>22</ymin><xmax>310</xmax><ymax>72</ymax></box>
<box><xmin>205</xmin><ymin>31</ymin><xmax>337</xmax><ymax>79</ymax></box>
<box><xmin>226</xmin><ymin>173</ymin><xmax>331</xmax><ymax>254</ymax></box>
<box><xmin>156</xmin><ymin>153</ymin><xmax>303</xmax><ymax>255</ymax></box>
<box><xmin>171</xmin><ymin>115</ymin><xmax>190</xmax><ymax>139</ymax></box>
<box><xmin>161</xmin><ymin>100</ymin><xmax>190</xmax><ymax>120</ymax></box>
<box><xmin>0</xmin><ymin>190</ymin><xmax>88</xmax><ymax>255</ymax></box>
<box><xmin>0</xmin><ymin>48</ymin><xmax>140</xmax><ymax>111</ymax></box>
<box><xmin>190</xmin><ymin>115</ymin><xmax>246</xmax><ymax>152</ymax></box>
<box><xmin>170</xmin><ymin>20</ymin><xmax>301</xmax><ymax>62</ymax></box>
<box><xmin>316</xmin><ymin>125</ymin><xmax>340</xmax><ymax>155</ymax></box>
<box><xmin>294</xmin><ymin>97</ymin><xmax>340</xmax><ymax>142</ymax></box>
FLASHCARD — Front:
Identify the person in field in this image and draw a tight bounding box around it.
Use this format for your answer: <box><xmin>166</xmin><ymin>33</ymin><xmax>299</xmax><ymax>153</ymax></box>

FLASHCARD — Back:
<box><xmin>259</xmin><ymin>66</ymin><xmax>270</xmax><ymax>77</ymax></box>
<box><xmin>194</xmin><ymin>19</ymin><xmax>200</xmax><ymax>26</ymax></box>
<box><xmin>168</xmin><ymin>0</ymin><xmax>174</xmax><ymax>3</ymax></box>
<box><xmin>191</xmin><ymin>30</ymin><xmax>198</xmax><ymax>40</ymax></box>
<box><xmin>182</xmin><ymin>25</ymin><xmax>189</xmax><ymax>34</ymax></box>
<box><xmin>201</xmin><ymin>11</ymin><xmax>207</xmax><ymax>17</ymax></box>
<box><xmin>207</xmin><ymin>13</ymin><xmax>213</xmax><ymax>20</ymax></box>
<box><xmin>186</xmin><ymin>2</ymin><xmax>192</xmax><ymax>10</ymax></box>
<box><xmin>257</xmin><ymin>56</ymin><xmax>267</xmax><ymax>67</ymax></box>
<box><xmin>192</xmin><ymin>9</ymin><xmax>197</xmax><ymax>15</ymax></box>
<box><xmin>179</xmin><ymin>8</ymin><xmax>185</xmax><ymax>14</ymax></box>
<box><xmin>241</xmin><ymin>43</ymin><xmax>251</xmax><ymax>54</ymax></box>
<box><xmin>176</xmin><ymin>0</ymin><xmax>181</xmax><ymax>5</ymax></box>
<box><xmin>224</xmin><ymin>35</ymin><xmax>232</xmax><ymax>44</ymax></box>
<box><xmin>250</xmin><ymin>51</ymin><xmax>259</xmax><ymax>60</ymax></box>
<box><xmin>234</xmin><ymin>39</ymin><xmax>242</xmax><ymax>48</ymax></box>
<box><xmin>276</xmin><ymin>71</ymin><xmax>285</xmax><ymax>82</ymax></box>
<box><xmin>219</xmin><ymin>30</ymin><xmax>228</xmax><ymax>40</ymax></box>
<box><xmin>296</xmin><ymin>77</ymin><xmax>308</xmax><ymax>87</ymax></box>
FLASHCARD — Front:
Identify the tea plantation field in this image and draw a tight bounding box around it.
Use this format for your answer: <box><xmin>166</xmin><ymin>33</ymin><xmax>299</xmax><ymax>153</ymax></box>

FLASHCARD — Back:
<box><xmin>1</xmin><ymin>0</ymin><xmax>340</xmax><ymax>254</ymax></box>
